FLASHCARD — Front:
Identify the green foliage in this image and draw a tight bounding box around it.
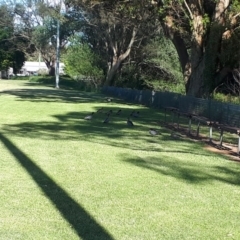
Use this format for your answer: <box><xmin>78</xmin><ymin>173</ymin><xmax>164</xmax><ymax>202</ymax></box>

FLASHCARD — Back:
<box><xmin>28</xmin><ymin>75</ymin><xmax>99</xmax><ymax>92</ymax></box>
<box><xmin>115</xmin><ymin>35</ymin><xmax>185</xmax><ymax>93</ymax></box>
<box><xmin>145</xmin><ymin>36</ymin><xmax>183</xmax><ymax>81</ymax></box>
<box><xmin>32</xmin><ymin>24</ymin><xmax>54</xmax><ymax>50</ymax></box>
<box><xmin>10</xmin><ymin>75</ymin><xmax>29</xmax><ymax>80</ymax></box>
<box><xmin>213</xmin><ymin>92</ymin><xmax>240</xmax><ymax>105</ymax></box>
<box><xmin>0</xmin><ymin>4</ymin><xmax>26</xmax><ymax>72</ymax></box>
<box><xmin>63</xmin><ymin>37</ymin><xmax>104</xmax><ymax>83</ymax></box>
<box><xmin>219</xmin><ymin>28</ymin><xmax>240</xmax><ymax>68</ymax></box>
<box><xmin>144</xmin><ymin>78</ymin><xmax>185</xmax><ymax>94</ymax></box>
<box><xmin>37</xmin><ymin>68</ymin><xmax>48</xmax><ymax>76</ymax></box>
<box><xmin>202</xmin><ymin>14</ymin><xmax>210</xmax><ymax>30</ymax></box>
<box><xmin>116</xmin><ymin>65</ymin><xmax>145</xmax><ymax>89</ymax></box>
<box><xmin>0</xmin><ymin>59</ymin><xmax>11</xmax><ymax>70</ymax></box>
<box><xmin>141</xmin><ymin>36</ymin><xmax>184</xmax><ymax>93</ymax></box>
<box><xmin>231</xmin><ymin>0</ymin><xmax>240</xmax><ymax>13</ymax></box>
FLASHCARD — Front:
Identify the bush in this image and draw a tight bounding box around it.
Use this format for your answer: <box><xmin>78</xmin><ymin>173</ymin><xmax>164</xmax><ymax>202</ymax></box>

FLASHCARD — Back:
<box><xmin>37</xmin><ymin>68</ymin><xmax>48</xmax><ymax>76</ymax></box>
<box><xmin>63</xmin><ymin>37</ymin><xmax>104</xmax><ymax>88</ymax></box>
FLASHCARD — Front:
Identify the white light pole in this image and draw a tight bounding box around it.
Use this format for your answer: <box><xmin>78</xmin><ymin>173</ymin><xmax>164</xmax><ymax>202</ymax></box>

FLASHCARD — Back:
<box><xmin>55</xmin><ymin>17</ymin><xmax>60</xmax><ymax>88</ymax></box>
<box><xmin>51</xmin><ymin>0</ymin><xmax>63</xmax><ymax>89</ymax></box>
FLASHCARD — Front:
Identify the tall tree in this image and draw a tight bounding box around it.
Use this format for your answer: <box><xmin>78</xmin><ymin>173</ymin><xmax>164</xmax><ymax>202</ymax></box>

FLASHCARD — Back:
<box><xmin>2</xmin><ymin>0</ymin><xmax>81</xmax><ymax>76</ymax></box>
<box><xmin>157</xmin><ymin>0</ymin><xmax>240</xmax><ymax>97</ymax></box>
<box><xmin>66</xmin><ymin>0</ymin><xmax>161</xmax><ymax>86</ymax></box>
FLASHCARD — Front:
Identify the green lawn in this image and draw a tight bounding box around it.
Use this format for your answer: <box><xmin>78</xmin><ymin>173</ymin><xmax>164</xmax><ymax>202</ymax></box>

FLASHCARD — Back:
<box><xmin>0</xmin><ymin>79</ymin><xmax>240</xmax><ymax>240</ymax></box>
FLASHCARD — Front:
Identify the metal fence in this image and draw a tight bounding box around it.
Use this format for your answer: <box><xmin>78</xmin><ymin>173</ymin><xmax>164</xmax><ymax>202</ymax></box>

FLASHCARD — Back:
<box><xmin>102</xmin><ymin>86</ymin><xmax>240</xmax><ymax>127</ymax></box>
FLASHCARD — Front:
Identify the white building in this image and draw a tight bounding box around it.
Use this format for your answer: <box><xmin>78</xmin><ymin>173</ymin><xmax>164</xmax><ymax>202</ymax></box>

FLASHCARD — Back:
<box><xmin>0</xmin><ymin>61</ymin><xmax>65</xmax><ymax>79</ymax></box>
<box><xmin>18</xmin><ymin>61</ymin><xmax>65</xmax><ymax>76</ymax></box>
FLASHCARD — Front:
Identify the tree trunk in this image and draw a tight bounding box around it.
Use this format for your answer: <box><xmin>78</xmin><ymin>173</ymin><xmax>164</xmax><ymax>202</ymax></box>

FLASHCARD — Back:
<box><xmin>105</xmin><ymin>56</ymin><xmax>122</xmax><ymax>86</ymax></box>
<box><xmin>162</xmin><ymin>0</ymin><xmax>231</xmax><ymax>97</ymax></box>
<box><xmin>44</xmin><ymin>59</ymin><xmax>55</xmax><ymax>76</ymax></box>
<box><xmin>171</xmin><ymin>33</ymin><xmax>189</xmax><ymax>77</ymax></box>
<box><xmin>203</xmin><ymin>23</ymin><xmax>225</xmax><ymax>95</ymax></box>
<box><xmin>185</xmin><ymin>12</ymin><xmax>205</xmax><ymax>96</ymax></box>
<box><xmin>48</xmin><ymin>65</ymin><xmax>55</xmax><ymax>76</ymax></box>
<box><xmin>186</xmin><ymin>59</ymin><xmax>205</xmax><ymax>97</ymax></box>
<box><xmin>186</xmin><ymin>0</ymin><xmax>230</xmax><ymax>97</ymax></box>
<box><xmin>104</xmin><ymin>27</ymin><xmax>137</xmax><ymax>86</ymax></box>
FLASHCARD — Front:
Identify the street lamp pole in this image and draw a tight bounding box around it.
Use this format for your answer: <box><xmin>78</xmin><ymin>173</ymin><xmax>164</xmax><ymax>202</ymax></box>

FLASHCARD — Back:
<box><xmin>55</xmin><ymin>18</ymin><xmax>60</xmax><ymax>88</ymax></box>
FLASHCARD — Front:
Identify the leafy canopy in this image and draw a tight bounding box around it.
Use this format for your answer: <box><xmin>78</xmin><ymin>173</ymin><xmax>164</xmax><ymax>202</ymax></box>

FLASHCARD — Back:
<box><xmin>63</xmin><ymin>36</ymin><xmax>103</xmax><ymax>80</ymax></box>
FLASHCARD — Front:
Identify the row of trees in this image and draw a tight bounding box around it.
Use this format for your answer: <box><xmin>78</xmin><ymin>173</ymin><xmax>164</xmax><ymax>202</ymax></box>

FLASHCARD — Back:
<box><xmin>0</xmin><ymin>0</ymin><xmax>240</xmax><ymax>98</ymax></box>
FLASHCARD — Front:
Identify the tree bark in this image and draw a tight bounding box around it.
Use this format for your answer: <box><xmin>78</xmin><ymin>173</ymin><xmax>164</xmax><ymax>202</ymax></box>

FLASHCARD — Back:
<box><xmin>185</xmin><ymin>0</ymin><xmax>231</xmax><ymax>97</ymax></box>
<box><xmin>104</xmin><ymin>27</ymin><xmax>137</xmax><ymax>86</ymax></box>
<box><xmin>105</xmin><ymin>56</ymin><xmax>122</xmax><ymax>86</ymax></box>
<box><xmin>44</xmin><ymin>59</ymin><xmax>55</xmax><ymax>76</ymax></box>
<box><xmin>162</xmin><ymin>0</ymin><xmax>231</xmax><ymax>97</ymax></box>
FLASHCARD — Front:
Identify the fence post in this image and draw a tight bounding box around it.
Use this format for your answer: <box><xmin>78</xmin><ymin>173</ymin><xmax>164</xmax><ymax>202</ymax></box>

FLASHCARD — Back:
<box><xmin>208</xmin><ymin>98</ymin><xmax>212</xmax><ymax>120</ymax></box>
<box><xmin>227</xmin><ymin>104</ymin><xmax>229</xmax><ymax>125</ymax></box>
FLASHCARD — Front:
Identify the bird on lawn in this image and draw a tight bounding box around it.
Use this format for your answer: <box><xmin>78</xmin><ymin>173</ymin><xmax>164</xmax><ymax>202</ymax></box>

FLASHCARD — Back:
<box><xmin>103</xmin><ymin>114</ymin><xmax>110</xmax><ymax>123</ymax></box>
<box><xmin>116</xmin><ymin>109</ymin><xmax>122</xmax><ymax>115</ymax></box>
<box><xmin>130</xmin><ymin>110</ymin><xmax>135</xmax><ymax>117</ymax></box>
<box><xmin>106</xmin><ymin>109</ymin><xmax>113</xmax><ymax>115</ymax></box>
<box><xmin>149</xmin><ymin>128</ymin><xmax>158</xmax><ymax>136</ymax></box>
<box><xmin>97</xmin><ymin>107</ymin><xmax>103</xmax><ymax>113</ymax></box>
<box><xmin>106</xmin><ymin>98</ymin><xmax>112</xmax><ymax>102</ymax></box>
<box><xmin>132</xmin><ymin>111</ymin><xmax>140</xmax><ymax>118</ymax></box>
<box><xmin>170</xmin><ymin>131</ymin><xmax>181</xmax><ymax>139</ymax></box>
<box><xmin>84</xmin><ymin>112</ymin><xmax>94</xmax><ymax>120</ymax></box>
<box><xmin>127</xmin><ymin>117</ymin><xmax>134</xmax><ymax>127</ymax></box>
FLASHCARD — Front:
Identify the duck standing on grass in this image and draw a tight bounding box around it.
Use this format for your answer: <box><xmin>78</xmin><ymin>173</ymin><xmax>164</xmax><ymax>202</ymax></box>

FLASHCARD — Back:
<box><xmin>97</xmin><ymin>107</ymin><xmax>103</xmax><ymax>113</ymax></box>
<box><xmin>106</xmin><ymin>109</ymin><xmax>113</xmax><ymax>115</ymax></box>
<box><xmin>103</xmin><ymin>114</ymin><xmax>110</xmax><ymax>123</ymax></box>
<box><xmin>130</xmin><ymin>110</ymin><xmax>135</xmax><ymax>117</ymax></box>
<box><xmin>84</xmin><ymin>112</ymin><xmax>94</xmax><ymax>120</ymax></box>
<box><xmin>149</xmin><ymin>128</ymin><xmax>158</xmax><ymax>136</ymax></box>
<box><xmin>116</xmin><ymin>109</ymin><xmax>122</xmax><ymax>115</ymax></box>
<box><xmin>127</xmin><ymin>117</ymin><xmax>134</xmax><ymax>127</ymax></box>
<box><xmin>133</xmin><ymin>111</ymin><xmax>140</xmax><ymax>118</ymax></box>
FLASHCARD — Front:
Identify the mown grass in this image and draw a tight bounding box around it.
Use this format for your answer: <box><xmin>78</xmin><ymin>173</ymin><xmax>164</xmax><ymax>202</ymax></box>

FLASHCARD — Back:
<box><xmin>0</xmin><ymin>79</ymin><xmax>240</xmax><ymax>240</ymax></box>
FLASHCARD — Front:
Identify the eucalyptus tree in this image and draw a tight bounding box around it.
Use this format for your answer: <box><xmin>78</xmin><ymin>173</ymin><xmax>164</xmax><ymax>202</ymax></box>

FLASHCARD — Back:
<box><xmin>13</xmin><ymin>0</ymin><xmax>68</xmax><ymax>76</ymax></box>
<box><xmin>0</xmin><ymin>0</ymin><xmax>57</xmax><ymax>74</ymax></box>
<box><xmin>66</xmin><ymin>0</ymin><xmax>162</xmax><ymax>86</ymax></box>
<box><xmin>1</xmin><ymin>0</ymin><xmax>82</xmax><ymax>77</ymax></box>
<box><xmin>157</xmin><ymin>0</ymin><xmax>240</xmax><ymax>97</ymax></box>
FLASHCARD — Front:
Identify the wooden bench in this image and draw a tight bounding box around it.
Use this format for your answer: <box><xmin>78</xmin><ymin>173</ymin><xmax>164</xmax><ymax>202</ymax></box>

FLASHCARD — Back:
<box><xmin>176</xmin><ymin>111</ymin><xmax>195</xmax><ymax>134</ymax></box>
<box><xmin>164</xmin><ymin>106</ymin><xmax>240</xmax><ymax>156</ymax></box>
<box><xmin>164</xmin><ymin>107</ymin><xmax>179</xmax><ymax>124</ymax></box>
<box><xmin>164</xmin><ymin>107</ymin><xmax>211</xmax><ymax>136</ymax></box>
<box><xmin>214</xmin><ymin>124</ymin><xmax>240</xmax><ymax>155</ymax></box>
<box><xmin>192</xmin><ymin>116</ymin><xmax>219</xmax><ymax>142</ymax></box>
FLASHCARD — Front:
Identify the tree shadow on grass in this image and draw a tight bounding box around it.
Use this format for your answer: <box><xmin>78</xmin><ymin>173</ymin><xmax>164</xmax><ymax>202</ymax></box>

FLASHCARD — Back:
<box><xmin>0</xmin><ymin>88</ymin><xmax>105</xmax><ymax>104</ymax></box>
<box><xmin>1</xmin><ymin>107</ymin><xmax>212</xmax><ymax>156</ymax></box>
<box><xmin>2</xmin><ymin>102</ymin><xmax>222</xmax><ymax>159</ymax></box>
<box><xmin>0</xmin><ymin>132</ymin><xmax>114</xmax><ymax>240</ymax></box>
<box><xmin>122</xmin><ymin>155</ymin><xmax>240</xmax><ymax>186</ymax></box>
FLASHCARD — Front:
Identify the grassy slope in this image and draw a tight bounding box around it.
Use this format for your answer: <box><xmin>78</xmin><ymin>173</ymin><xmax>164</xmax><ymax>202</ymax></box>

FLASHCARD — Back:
<box><xmin>0</xmin><ymin>80</ymin><xmax>240</xmax><ymax>240</ymax></box>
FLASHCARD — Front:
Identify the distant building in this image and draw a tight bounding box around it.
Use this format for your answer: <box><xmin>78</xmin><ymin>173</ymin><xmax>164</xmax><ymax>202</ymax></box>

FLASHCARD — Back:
<box><xmin>19</xmin><ymin>61</ymin><xmax>65</xmax><ymax>76</ymax></box>
<box><xmin>1</xmin><ymin>61</ymin><xmax>65</xmax><ymax>79</ymax></box>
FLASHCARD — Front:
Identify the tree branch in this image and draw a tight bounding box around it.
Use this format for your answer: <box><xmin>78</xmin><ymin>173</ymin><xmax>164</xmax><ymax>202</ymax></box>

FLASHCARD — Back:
<box><xmin>183</xmin><ymin>0</ymin><xmax>193</xmax><ymax>20</ymax></box>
